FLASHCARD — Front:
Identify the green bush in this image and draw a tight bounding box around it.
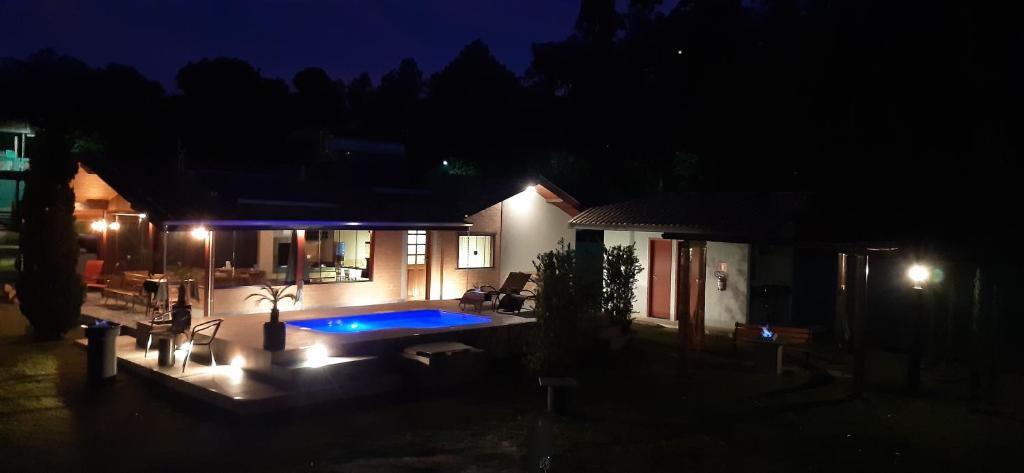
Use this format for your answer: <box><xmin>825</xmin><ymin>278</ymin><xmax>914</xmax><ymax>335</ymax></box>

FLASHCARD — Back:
<box><xmin>603</xmin><ymin>244</ymin><xmax>643</xmax><ymax>331</ymax></box>
<box><xmin>16</xmin><ymin>129</ymin><xmax>83</xmax><ymax>340</ymax></box>
<box><xmin>528</xmin><ymin>239</ymin><xmax>578</xmax><ymax>376</ymax></box>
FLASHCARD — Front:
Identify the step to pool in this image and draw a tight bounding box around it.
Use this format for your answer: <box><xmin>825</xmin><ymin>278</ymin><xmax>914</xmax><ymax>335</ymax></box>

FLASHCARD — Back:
<box><xmin>251</xmin><ymin>355</ymin><xmax>395</xmax><ymax>391</ymax></box>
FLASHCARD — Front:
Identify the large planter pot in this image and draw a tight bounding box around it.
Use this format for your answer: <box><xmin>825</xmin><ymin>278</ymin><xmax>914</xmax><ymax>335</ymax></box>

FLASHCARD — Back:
<box><xmin>264</xmin><ymin>309</ymin><xmax>286</xmax><ymax>351</ymax></box>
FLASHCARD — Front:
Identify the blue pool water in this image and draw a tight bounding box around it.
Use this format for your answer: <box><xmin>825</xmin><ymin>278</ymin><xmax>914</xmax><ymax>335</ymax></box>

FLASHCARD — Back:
<box><xmin>287</xmin><ymin>309</ymin><xmax>491</xmax><ymax>334</ymax></box>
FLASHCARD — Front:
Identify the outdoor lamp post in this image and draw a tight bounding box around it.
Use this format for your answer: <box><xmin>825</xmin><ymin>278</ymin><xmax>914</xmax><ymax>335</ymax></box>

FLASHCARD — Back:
<box><xmin>907</xmin><ymin>263</ymin><xmax>931</xmax><ymax>393</ymax></box>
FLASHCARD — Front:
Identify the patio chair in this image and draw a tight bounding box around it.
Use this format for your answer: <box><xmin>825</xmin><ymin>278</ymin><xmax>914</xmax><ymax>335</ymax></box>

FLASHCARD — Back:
<box><xmin>480</xmin><ymin>272</ymin><xmax>533</xmax><ymax>311</ymax></box>
<box><xmin>180</xmin><ymin>319</ymin><xmax>224</xmax><ymax>373</ymax></box>
<box><xmin>144</xmin><ymin>303</ymin><xmax>193</xmax><ymax>360</ymax></box>
<box><xmin>82</xmin><ymin>260</ymin><xmax>106</xmax><ymax>291</ymax></box>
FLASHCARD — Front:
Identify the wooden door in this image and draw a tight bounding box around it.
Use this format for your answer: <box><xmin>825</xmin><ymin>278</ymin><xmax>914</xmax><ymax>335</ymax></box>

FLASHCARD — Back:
<box><xmin>406</xmin><ymin>231</ymin><xmax>429</xmax><ymax>300</ymax></box>
<box><xmin>649</xmin><ymin>239</ymin><xmax>673</xmax><ymax>319</ymax></box>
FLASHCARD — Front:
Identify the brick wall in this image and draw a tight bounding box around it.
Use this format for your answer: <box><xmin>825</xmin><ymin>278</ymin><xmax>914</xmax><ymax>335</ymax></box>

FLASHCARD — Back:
<box><xmin>428</xmin><ymin>203</ymin><xmax>503</xmax><ymax>300</ymax></box>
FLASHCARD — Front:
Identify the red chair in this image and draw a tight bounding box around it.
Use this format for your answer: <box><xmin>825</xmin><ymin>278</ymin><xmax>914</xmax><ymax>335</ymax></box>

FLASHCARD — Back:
<box><xmin>82</xmin><ymin>260</ymin><xmax>107</xmax><ymax>291</ymax></box>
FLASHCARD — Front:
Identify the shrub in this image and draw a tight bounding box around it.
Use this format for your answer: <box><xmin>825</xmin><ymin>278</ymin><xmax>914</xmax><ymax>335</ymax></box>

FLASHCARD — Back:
<box><xmin>528</xmin><ymin>239</ymin><xmax>578</xmax><ymax>376</ymax></box>
<box><xmin>603</xmin><ymin>244</ymin><xmax>643</xmax><ymax>331</ymax></box>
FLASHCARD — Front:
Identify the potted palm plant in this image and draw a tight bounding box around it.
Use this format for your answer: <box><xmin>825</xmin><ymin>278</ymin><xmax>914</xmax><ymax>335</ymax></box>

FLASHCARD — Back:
<box><xmin>246</xmin><ymin>283</ymin><xmax>296</xmax><ymax>351</ymax></box>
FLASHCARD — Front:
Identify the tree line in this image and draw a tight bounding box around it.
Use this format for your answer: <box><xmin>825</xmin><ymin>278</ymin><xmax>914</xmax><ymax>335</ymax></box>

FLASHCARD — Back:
<box><xmin>1</xmin><ymin>0</ymin><xmax>1019</xmax><ymax>205</ymax></box>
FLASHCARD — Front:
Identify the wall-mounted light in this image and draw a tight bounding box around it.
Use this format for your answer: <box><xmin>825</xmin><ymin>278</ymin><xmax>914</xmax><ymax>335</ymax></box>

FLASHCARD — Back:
<box><xmin>714</xmin><ymin>262</ymin><xmax>728</xmax><ymax>291</ymax></box>
<box><xmin>138</xmin><ymin>213</ymin><xmax>147</xmax><ymax>220</ymax></box>
<box><xmin>107</xmin><ymin>221</ymin><xmax>121</xmax><ymax>231</ymax></box>
<box><xmin>90</xmin><ymin>220</ymin><xmax>107</xmax><ymax>232</ymax></box>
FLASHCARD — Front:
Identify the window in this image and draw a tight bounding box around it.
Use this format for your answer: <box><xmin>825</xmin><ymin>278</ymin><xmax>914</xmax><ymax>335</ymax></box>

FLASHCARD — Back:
<box><xmin>458</xmin><ymin>235</ymin><xmax>493</xmax><ymax>269</ymax></box>
<box><xmin>407</xmin><ymin>230</ymin><xmax>427</xmax><ymax>265</ymax></box>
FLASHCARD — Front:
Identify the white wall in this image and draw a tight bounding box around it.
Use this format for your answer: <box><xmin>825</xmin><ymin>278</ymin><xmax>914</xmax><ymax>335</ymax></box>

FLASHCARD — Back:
<box><xmin>499</xmin><ymin>187</ymin><xmax>575</xmax><ymax>276</ymax></box>
<box><xmin>703</xmin><ymin>242</ymin><xmax>751</xmax><ymax>332</ymax></box>
<box><xmin>603</xmin><ymin>230</ymin><xmax>662</xmax><ymax>318</ymax></box>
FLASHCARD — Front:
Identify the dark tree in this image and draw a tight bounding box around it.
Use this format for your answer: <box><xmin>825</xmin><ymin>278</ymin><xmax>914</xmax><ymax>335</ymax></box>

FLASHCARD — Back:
<box><xmin>16</xmin><ymin>129</ymin><xmax>83</xmax><ymax>339</ymax></box>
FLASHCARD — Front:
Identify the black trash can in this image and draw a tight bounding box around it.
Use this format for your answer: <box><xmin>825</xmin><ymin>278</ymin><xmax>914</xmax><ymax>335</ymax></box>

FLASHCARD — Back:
<box><xmin>86</xmin><ymin>322</ymin><xmax>121</xmax><ymax>381</ymax></box>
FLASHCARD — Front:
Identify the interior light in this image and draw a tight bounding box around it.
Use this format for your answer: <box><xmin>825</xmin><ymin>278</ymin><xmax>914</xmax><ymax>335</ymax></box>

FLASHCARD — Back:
<box><xmin>190</xmin><ymin>226</ymin><xmax>209</xmax><ymax>240</ymax></box>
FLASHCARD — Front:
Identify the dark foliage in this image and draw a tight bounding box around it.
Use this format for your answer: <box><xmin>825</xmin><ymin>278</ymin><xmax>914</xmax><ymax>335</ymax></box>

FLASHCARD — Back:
<box><xmin>529</xmin><ymin>240</ymin><xmax>579</xmax><ymax>376</ymax></box>
<box><xmin>603</xmin><ymin>244</ymin><xmax>643</xmax><ymax>330</ymax></box>
<box><xmin>16</xmin><ymin>129</ymin><xmax>83</xmax><ymax>339</ymax></box>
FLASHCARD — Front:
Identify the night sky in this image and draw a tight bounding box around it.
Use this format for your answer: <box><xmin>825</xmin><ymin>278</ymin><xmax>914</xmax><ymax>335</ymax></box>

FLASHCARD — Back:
<box><xmin>1</xmin><ymin>0</ymin><xmax>582</xmax><ymax>90</ymax></box>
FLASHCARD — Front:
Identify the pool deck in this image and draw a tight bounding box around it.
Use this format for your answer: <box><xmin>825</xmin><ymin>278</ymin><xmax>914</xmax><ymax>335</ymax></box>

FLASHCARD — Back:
<box><xmin>79</xmin><ymin>294</ymin><xmax>535</xmax><ymax>413</ymax></box>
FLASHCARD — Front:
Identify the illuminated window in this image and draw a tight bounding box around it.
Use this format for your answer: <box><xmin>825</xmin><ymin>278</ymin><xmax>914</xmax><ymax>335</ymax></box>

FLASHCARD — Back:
<box><xmin>407</xmin><ymin>230</ymin><xmax>427</xmax><ymax>265</ymax></box>
<box><xmin>458</xmin><ymin>235</ymin><xmax>493</xmax><ymax>269</ymax></box>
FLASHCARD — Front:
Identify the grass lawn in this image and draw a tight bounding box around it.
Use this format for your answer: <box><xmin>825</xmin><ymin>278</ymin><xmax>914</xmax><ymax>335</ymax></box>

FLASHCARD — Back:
<box><xmin>1</xmin><ymin>302</ymin><xmax>1022</xmax><ymax>472</ymax></box>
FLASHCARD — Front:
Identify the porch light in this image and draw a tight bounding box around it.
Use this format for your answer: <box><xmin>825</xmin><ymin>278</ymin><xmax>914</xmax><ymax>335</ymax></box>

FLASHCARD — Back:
<box><xmin>107</xmin><ymin>221</ymin><xmax>121</xmax><ymax>231</ymax></box>
<box><xmin>907</xmin><ymin>264</ymin><xmax>930</xmax><ymax>290</ymax></box>
<box><xmin>190</xmin><ymin>226</ymin><xmax>209</xmax><ymax>240</ymax></box>
<box><xmin>90</xmin><ymin>219</ymin><xmax>107</xmax><ymax>232</ymax></box>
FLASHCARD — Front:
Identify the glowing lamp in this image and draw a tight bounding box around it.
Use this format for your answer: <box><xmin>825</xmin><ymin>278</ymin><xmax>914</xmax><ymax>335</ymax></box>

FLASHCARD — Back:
<box><xmin>90</xmin><ymin>220</ymin><xmax>107</xmax><ymax>232</ymax></box>
<box><xmin>305</xmin><ymin>343</ymin><xmax>329</xmax><ymax>368</ymax></box>
<box><xmin>190</xmin><ymin>226</ymin><xmax>209</xmax><ymax>240</ymax></box>
<box><xmin>907</xmin><ymin>264</ymin><xmax>930</xmax><ymax>289</ymax></box>
<box><xmin>107</xmin><ymin>221</ymin><xmax>121</xmax><ymax>231</ymax></box>
<box><xmin>138</xmin><ymin>213</ymin><xmax>147</xmax><ymax>220</ymax></box>
<box><xmin>442</xmin><ymin>160</ymin><xmax>449</xmax><ymax>166</ymax></box>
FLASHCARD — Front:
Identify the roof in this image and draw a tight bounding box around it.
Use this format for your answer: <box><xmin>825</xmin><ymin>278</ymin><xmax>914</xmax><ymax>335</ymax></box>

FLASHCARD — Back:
<box><xmin>570</xmin><ymin>192</ymin><xmax>805</xmax><ymax>242</ymax></box>
<box><xmin>79</xmin><ymin>152</ymin><xmax>573</xmax><ymax>231</ymax></box>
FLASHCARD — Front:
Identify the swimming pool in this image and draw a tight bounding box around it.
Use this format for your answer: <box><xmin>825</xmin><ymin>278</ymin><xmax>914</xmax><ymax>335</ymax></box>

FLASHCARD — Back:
<box><xmin>287</xmin><ymin>309</ymin><xmax>491</xmax><ymax>334</ymax></box>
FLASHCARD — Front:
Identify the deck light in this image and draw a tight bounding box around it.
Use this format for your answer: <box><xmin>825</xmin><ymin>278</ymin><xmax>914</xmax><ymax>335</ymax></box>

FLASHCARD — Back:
<box><xmin>90</xmin><ymin>220</ymin><xmax>107</xmax><ymax>232</ymax></box>
<box><xmin>107</xmin><ymin>221</ymin><xmax>121</xmax><ymax>231</ymax></box>
<box><xmin>190</xmin><ymin>226</ymin><xmax>209</xmax><ymax>240</ymax></box>
<box><xmin>907</xmin><ymin>264</ymin><xmax>930</xmax><ymax>290</ymax></box>
<box><xmin>306</xmin><ymin>343</ymin><xmax>329</xmax><ymax>368</ymax></box>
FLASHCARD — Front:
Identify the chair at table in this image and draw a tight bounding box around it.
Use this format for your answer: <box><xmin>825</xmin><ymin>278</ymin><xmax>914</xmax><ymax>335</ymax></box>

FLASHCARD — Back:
<box><xmin>81</xmin><ymin>260</ymin><xmax>106</xmax><ymax>291</ymax></box>
<box><xmin>180</xmin><ymin>319</ymin><xmax>224</xmax><ymax>373</ymax></box>
<box><xmin>145</xmin><ymin>303</ymin><xmax>192</xmax><ymax>360</ymax></box>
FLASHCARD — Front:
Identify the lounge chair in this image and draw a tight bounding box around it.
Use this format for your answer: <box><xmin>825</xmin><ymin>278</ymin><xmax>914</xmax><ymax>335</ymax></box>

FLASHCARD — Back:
<box><xmin>480</xmin><ymin>272</ymin><xmax>533</xmax><ymax>312</ymax></box>
<box><xmin>82</xmin><ymin>260</ymin><xmax>106</xmax><ymax>291</ymax></box>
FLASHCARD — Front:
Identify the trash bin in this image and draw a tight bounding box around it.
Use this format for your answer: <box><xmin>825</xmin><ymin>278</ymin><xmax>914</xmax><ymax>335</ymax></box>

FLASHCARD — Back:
<box><xmin>86</xmin><ymin>321</ymin><xmax>121</xmax><ymax>381</ymax></box>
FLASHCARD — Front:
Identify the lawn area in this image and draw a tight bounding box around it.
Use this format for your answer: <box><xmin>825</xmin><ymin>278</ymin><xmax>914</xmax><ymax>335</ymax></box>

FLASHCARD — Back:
<box><xmin>1</xmin><ymin>302</ymin><xmax>1022</xmax><ymax>472</ymax></box>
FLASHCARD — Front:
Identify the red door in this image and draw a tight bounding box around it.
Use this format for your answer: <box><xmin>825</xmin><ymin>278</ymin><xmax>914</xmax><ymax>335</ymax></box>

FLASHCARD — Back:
<box><xmin>649</xmin><ymin>239</ymin><xmax>673</xmax><ymax>319</ymax></box>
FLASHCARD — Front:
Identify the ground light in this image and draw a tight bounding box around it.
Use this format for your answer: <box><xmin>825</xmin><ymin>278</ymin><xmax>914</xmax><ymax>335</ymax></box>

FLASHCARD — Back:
<box><xmin>305</xmin><ymin>343</ymin><xmax>330</xmax><ymax>368</ymax></box>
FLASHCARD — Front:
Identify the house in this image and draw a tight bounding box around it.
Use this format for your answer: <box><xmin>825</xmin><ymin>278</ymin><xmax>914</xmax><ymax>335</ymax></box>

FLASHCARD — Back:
<box><xmin>569</xmin><ymin>193</ymin><xmax>806</xmax><ymax>333</ymax></box>
<box><xmin>73</xmin><ymin>143</ymin><xmax>581</xmax><ymax>317</ymax></box>
<box><xmin>0</xmin><ymin>121</ymin><xmax>32</xmax><ymax>230</ymax></box>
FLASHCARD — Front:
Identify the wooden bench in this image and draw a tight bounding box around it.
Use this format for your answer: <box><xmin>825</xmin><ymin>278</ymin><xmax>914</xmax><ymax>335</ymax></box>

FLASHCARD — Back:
<box><xmin>101</xmin><ymin>273</ymin><xmax>149</xmax><ymax>311</ymax></box>
<box><xmin>733</xmin><ymin>322</ymin><xmax>813</xmax><ymax>361</ymax></box>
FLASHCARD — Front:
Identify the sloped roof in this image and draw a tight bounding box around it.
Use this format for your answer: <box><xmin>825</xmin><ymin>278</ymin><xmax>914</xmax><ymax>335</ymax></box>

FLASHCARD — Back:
<box><xmin>79</xmin><ymin>151</ymin><xmax>565</xmax><ymax>231</ymax></box>
<box><xmin>570</xmin><ymin>192</ymin><xmax>805</xmax><ymax>241</ymax></box>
